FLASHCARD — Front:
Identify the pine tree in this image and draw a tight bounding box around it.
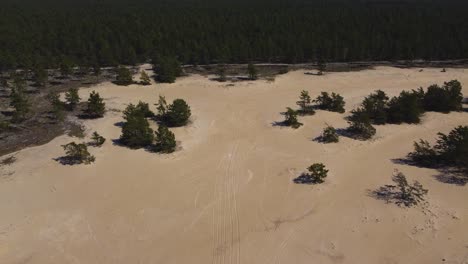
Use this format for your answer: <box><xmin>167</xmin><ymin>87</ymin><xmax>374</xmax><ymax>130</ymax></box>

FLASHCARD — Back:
<box><xmin>120</xmin><ymin>106</ymin><xmax>154</xmax><ymax>148</ymax></box>
<box><xmin>115</xmin><ymin>66</ymin><xmax>133</xmax><ymax>86</ymax></box>
<box><xmin>154</xmin><ymin>125</ymin><xmax>176</xmax><ymax>153</ymax></box>
<box><xmin>166</xmin><ymin>99</ymin><xmax>191</xmax><ymax>127</ymax></box>
<box><xmin>84</xmin><ymin>91</ymin><xmax>105</xmax><ymax>118</ymax></box>
<box><xmin>65</xmin><ymin>87</ymin><xmax>80</xmax><ymax>110</ymax></box>
<box><xmin>155</xmin><ymin>95</ymin><xmax>168</xmax><ymax>118</ymax></box>
<box><xmin>47</xmin><ymin>91</ymin><xmax>65</xmax><ymax>121</ymax></box>
<box><xmin>10</xmin><ymin>83</ymin><xmax>30</xmax><ymax>123</ymax></box>
<box><xmin>90</xmin><ymin>131</ymin><xmax>106</xmax><ymax>147</ymax></box>
<box><xmin>321</xmin><ymin>126</ymin><xmax>339</xmax><ymax>143</ymax></box>
<box><xmin>296</xmin><ymin>90</ymin><xmax>314</xmax><ymax>115</ymax></box>
<box><xmin>139</xmin><ymin>71</ymin><xmax>151</xmax><ymax>85</ymax></box>
<box><xmin>247</xmin><ymin>63</ymin><xmax>258</xmax><ymax>80</ymax></box>
<box><xmin>61</xmin><ymin>142</ymin><xmax>95</xmax><ymax>165</ymax></box>
<box><xmin>33</xmin><ymin>66</ymin><xmax>47</xmax><ymax>87</ymax></box>
<box><xmin>284</xmin><ymin>107</ymin><xmax>302</xmax><ymax>129</ymax></box>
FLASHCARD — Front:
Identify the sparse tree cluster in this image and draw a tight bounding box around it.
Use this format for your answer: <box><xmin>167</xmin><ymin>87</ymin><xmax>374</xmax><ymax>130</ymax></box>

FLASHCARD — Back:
<box><xmin>409</xmin><ymin>126</ymin><xmax>468</xmax><ymax>170</ymax></box>
<box><xmin>321</xmin><ymin>125</ymin><xmax>339</xmax><ymax>143</ymax></box>
<box><xmin>296</xmin><ymin>90</ymin><xmax>315</xmax><ymax>115</ymax></box>
<box><xmin>283</xmin><ymin>107</ymin><xmax>303</xmax><ymax>129</ymax></box>
<box><xmin>120</xmin><ymin>103</ymin><xmax>155</xmax><ymax>148</ymax></box>
<box><xmin>314</xmin><ymin>92</ymin><xmax>345</xmax><ymax>113</ymax></box>
<box><xmin>155</xmin><ymin>96</ymin><xmax>191</xmax><ymax>127</ymax></box>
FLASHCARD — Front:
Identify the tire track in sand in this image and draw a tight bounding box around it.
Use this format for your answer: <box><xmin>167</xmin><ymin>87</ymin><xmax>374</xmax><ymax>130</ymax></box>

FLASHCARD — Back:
<box><xmin>212</xmin><ymin>140</ymin><xmax>241</xmax><ymax>264</ymax></box>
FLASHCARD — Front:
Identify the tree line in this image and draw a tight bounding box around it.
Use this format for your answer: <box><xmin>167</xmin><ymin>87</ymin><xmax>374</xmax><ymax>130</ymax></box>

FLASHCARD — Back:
<box><xmin>1</xmin><ymin>0</ymin><xmax>468</xmax><ymax>71</ymax></box>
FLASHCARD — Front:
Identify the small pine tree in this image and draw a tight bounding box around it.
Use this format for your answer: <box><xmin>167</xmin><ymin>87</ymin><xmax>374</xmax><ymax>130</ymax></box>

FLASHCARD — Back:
<box><xmin>120</xmin><ymin>109</ymin><xmax>154</xmax><ymax>148</ymax></box>
<box><xmin>321</xmin><ymin>126</ymin><xmax>339</xmax><ymax>143</ymax></box>
<box><xmin>347</xmin><ymin>108</ymin><xmax>376</xmax><ymax>140</ymax></box>
<box><xmin>33</xmin><ymin>66</ymin><xmax>48</xmax><ymax>87</ymax></box>
<box><xmin>284</xmin><ymin>107</ymin><xmax>303</xmax><ymax>129</ymax></box>
<box><xmin>296</xmin><ymin>90</ymin><xmax>315</xmax><ymax>115</ymax></box>
<box><xmin>61</xmin><ymin>142</ymin><xmax>95</xmax><ymax>165</ymax></box>
<box><xmin>155</xmin><ymin>95</ymin><xmax>168</xmax><ymax>118</ymax></box>
<box><xmin>408</xmin><ymin>140</ymin><xmax>438</xmax><ymax>166</ymax></box>
<box><xmin>295</xmin><ymin>163</ymin><xmax>329</xmax><ymax>184</ymax></box>
<box><xmin>84</xmin><ymin>91</ymin><xmax>105</xmax><ymax>118</ymax></box>
<box><xmin>247</xmin><ymin>63</ymin><xmax>258</xmax><ymax>80</ymax></box>
<box><xmin>314</xmin><ymin>92</ymin><xmax>346</xmax><ymax>113</ymax></box>
<box><xmin>139</xmin><ymin>71</ymin><xmax>151</xmax><ymax>85</ymax></box>
<box><xmin>217</xmin><ymin>66</ymin><xmax>227</xmax><ymax>82</ymax></box>
<box><xmin>375</xmin><ymin>171</ymin><xmax>428</xmax><ymax>207</ymax></box>
<box><xmin>154</xmin><ymin>125</ymin><xmax>176</xmax><ymax>153</ymax></box>
<box><xmin>60</xmin><ymin>62</ymin><xmax>73</xmax><ymax>78</ymax></box>
<box><xmin>317</xmin><ymin>59</ymin><xmax>326</xmax><ymax>75</ymax></box>
<box><xmin>10</xmin><ymin>86</ymin><xmax>30</xmax><ymax>123</ymax></box>
<box><xmin>47</xmin><ymin>91</ymin><xmax>65</xmax><ymax>121</ymax></box>
<box><xmin>65</xmin><ymin>87</ymin><xmax>80</xmax><ymax>110</ymax></box>
<box><xmin>115</xmin><ymin>66</ymin><xmax>134</xmax><ymax>85</ymax></box>
<box><xmin>91</xmin><ymin>131</ymin><xmax>106</xmax><ymax>147</ymax></box>
<box><xmin>154</xmin><ymin>56</ymin><xmax>182</xmax><ymax>83</ymax></box>
<box><xmin>166</xmin><ymin>99</ymin><xmax>191</xmax><ymax>127</ymax></box>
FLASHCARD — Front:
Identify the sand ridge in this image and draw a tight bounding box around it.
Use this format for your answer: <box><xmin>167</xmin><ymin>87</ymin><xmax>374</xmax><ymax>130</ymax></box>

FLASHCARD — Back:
<box><xmin>0</xmin><ymin>66</ymin><xmax>467</xmax><ymax>263</ymax></box>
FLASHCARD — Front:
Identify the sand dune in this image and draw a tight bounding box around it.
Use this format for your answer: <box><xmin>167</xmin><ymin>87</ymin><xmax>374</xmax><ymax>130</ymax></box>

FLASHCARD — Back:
<box><xmin>0</xmin><ymin>66</ymin><xmax>467</xmax><ymax>263</ymax></box>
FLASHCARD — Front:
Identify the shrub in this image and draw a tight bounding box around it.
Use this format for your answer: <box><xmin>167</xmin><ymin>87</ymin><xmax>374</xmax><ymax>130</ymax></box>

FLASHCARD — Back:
<box><xmin>374</xmin><ymin>171</ymin><xmax>428</xmax><ymax>207</ymax></box>
<box><xmin>296</xmin><ymin>90</ymin><xmax>315</xmax><ymax>115</ymax></box>
<box><xmin>361</xmin><ymin>90</ymin><xmax>389</xmax><ymax>124</ymax></box>
<box><xmin>314</xmin><ymin>92</ymin><xmax>345</xmax><ymax>113</ymax></box>
<box><xmin>347</xmin><ymin>108</ymin><xmax>376</xmax><ymax>140</ymax></box>
<box><xmin>84</xmin><ymin>91</ymin><xmax>105</xmax><ymax>118</ymax></box>
<box><xmin>423</xmin><ymin>80</ymin><xmax>463</xmax><ymax>113</ymax></box>
<box><xmin>386</xmin><ymin>90</ymin><xmax>424</xmax><ymax>124</ymax></box>
<box><xmin>61</xmin><ymin>142</ymin><xmax>95</xmax><ymax>164</ymax></box>
<box><xmin>139</xmin><ymin>71</ymin><xmax>151</xmax><ymax>85</ymax></box>
<box><xmin>65</xmin><ymin>87</ymin><xmax>80</xmax><ymax>110</ymax></box>
<box><xmin>247</xmin><ymin>63</ymin><xmax>258</xmax><ymax>80</ymax></box>
<box><xmin>33</xmin><ymin>66</ymin><xmax>47</xmax><ymax>87</ymax></box>
<box><xmin>154</xmin><ymin>56</ymin><xmax>182</xmax><ymax>83</ymax></box>
<box><xmin>120</xmin><ymin>110</ymin><xmax>154</xmax><ymax>148</ymax></box>
<box><xmin>90</xmin><ymin>131</ymin><xmax>106</xmax><ymax>147</ymax></box>
<box><xmin>295</xmin><ymin>163</ymin><xmax>329</xmax><ymax>184</ymax></box>
<box><xmin>155</xmin><ymin>95</ymin><xmax>168</xmax><ymax>117</ymax></box>
<box><xmin>217</xmin><ymin>66</ymin><xmax>227</xmax><ymax>82</ymax></box>
<box><xmin>284</xmin><ymin>107</ymin><xmax>303</xmax><ymax>129</ymax></box>
<box><xmin>154</xmin><ymin>125</ymin><xmax>176</xmax><ymax>153</ymax></box>
<box><xmin>165</xmin><ymin>99</ymin><xmax>191</xmax><ymax>127</ymax></box>
<box><xmin>10</xmin><ymin>87</ymin><xmax>30</xmax><ymax>123</ymax></box>
<box><xmin>47</xmin><ymin>91</ymin><xmax>65</xmax><ymax>121</ymax></box>
<box><xmin>321</xmin><ymin>126</ymin><xmax>339</xmax><ymax>143</ymax></box>
<box><xmin>408</xmin><ymin>126</ymin><xmax>468</xmax><ymax>170</ymax></box>
<box><xmin>115</xmin><ymin>66</ymin><xmax>134</xmax><ymax>85</ymax></box>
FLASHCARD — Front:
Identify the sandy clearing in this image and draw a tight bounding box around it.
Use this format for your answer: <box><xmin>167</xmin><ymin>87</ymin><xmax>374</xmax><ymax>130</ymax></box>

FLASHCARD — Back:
<box><xmin>0</xmin><ymin>66</ymin><xmax>467</xmax><ymax>264</ymax></box>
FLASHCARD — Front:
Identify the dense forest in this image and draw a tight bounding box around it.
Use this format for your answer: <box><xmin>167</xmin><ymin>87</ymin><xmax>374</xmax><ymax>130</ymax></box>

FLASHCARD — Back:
<box><xmin>1</xmin><ymin>0</ymin><xmax>468</xmax><ymax>70</ymax></box>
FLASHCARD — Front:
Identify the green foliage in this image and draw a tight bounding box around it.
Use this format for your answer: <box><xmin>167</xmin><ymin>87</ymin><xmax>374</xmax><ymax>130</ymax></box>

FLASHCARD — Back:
<box><xmin>314</xmin><ymin>92</ymin><xmax>345</xmax><ymax>113</ymax></box>
<box><xmin>166</xmin><ymin>99</ymin><xmax>191</xmax><ymax>127</ymax></box>
<box><xmin>33</xmin><ymin>66</ymin><xmax>47</xmax><ymax>87</ymax></box>
<box><xmin>84</xmin><ymin>91</ymin><xmax>105</xmax><ymax>118</ymax></box>
<box><xmin>386</xmin><ymin>90</ymin><xmax>424</xmax><ymax>124</ymax></box>
<box><xmin>139</xmin><ymin>71</ymin><xmax>151</xmax><ymax>85</ymax></box>
<box><xmin>317</xmin><ymin>59</ymin><xmax>326</xmax><ymax>75</ymax></box>
<box><xmin>120</xmin><ymin>104</ymin><xmax>154</xmax><ymax>148</ymax></box>
<box><xmin>154</xmin><ymin>125</ymin><xmax>176</xmax><ymax>153</ymax></box>
<box><xmin>409</xmin><ymin>126</ymin><xmax>468</xmax><ymax>170</ymax></box>
<box><xmin>284</xmin><ymin>107</ymin><xmax>303</xmax><ymax>129</ymax></box>
<box><xmin>217</xmin><ymin>66</ymin><xmax>227</xmax><ymax>82</ymax></box>
<box><xmin>0</xmin><ymin>119</ymin><xmax>10</xmax><ymax>133</ymax></box>
<box><xmin>47</xmin><ymin>91</ymin><xmax>65</xmax><ymax>121</ymax></box>
<box><xmin>10</xmin><ymin>86</ymin><xmax>30</xmax><ymax>123</ymax></box>
<box><xmin>321</xmin><ymin>126</ymin><xmax>339</xmax><ymax>143</ymax></box>
<box><xmin>247</xmin><ymin>63</ymin><xmax>258</xmax><ymax>80</ymax></box>
<box><xmin>61</xmin><ymin>142</ymin><xmax>95</xmax><ymax>165</ymax></box>
<box><xmin>91</xmin><ymin>131</ymin><xmax>106</xmax><ymax>147</ymax></box>
<box><xmin>155</xmin><ymin>95</ymin><xmax>168</xmax><ymax>117</ymax></box>
<box><xmin>123</xmin><ymin>101</ymin><xmax>154</xmax><ymax>119</ymax></box>
<box><xmin>60</xmin><ymin>61</ymin><xmax>73</xmax><ymax>77</ymax></box>
<box><xmin>374</xmin><ymin>171</ymin><xmax>428</xmax><ymax>207</ymax></box>
<box><xmin>154</xmin><ymin>56</ymin><xmax>182</xmax><ymax>83</ymax></box>
<box><xmin>295</xmin><ymin>163</ymin><xmax>329</xmax><ymax>184</ymax></box>
<box><xmin>115</xmin><ymin>66</ymin><xmax>134</xmax><ymax>85</ymax></box>
<box><xmin>65</xmin><ymin>87</ymin><xmax>80</xmax><ymax>110</ymax></box>
<box><xmin>361</xmin><ymin>90</ymin><xmax>389</xmax><ymax>124</ymax></box>
<box><xmin>296</xmin><ymin>90</ymin><xmax>315</xmax><ymax>115</ymax></box>
<box><xmin>347</xmin><ymin>108</ymin><xmax>376</xmax><ymax>140</ymax></box>
<box><xmin>423</xmin><ymin>80</ymin><xmax>463</xmax><ymax>113</ymax></box>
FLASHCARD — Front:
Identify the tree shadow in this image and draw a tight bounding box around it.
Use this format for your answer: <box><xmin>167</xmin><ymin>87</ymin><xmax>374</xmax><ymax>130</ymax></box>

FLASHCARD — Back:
<box><xmin>367</xmin><ymin>186</ymin><xmax>400</xmax><ymax>205</ymax></box>
<box><xmin>293</xmin><ymin>174</ymin><xmax>321</xmax><ymax>184</ymax></box>
<box><xmin>53</xmin><ymin>156</ymin><xmax>83</xmax><ymax>165</ymax></box>
<box><xmin>271</xmin><ymin>121</ymin><xmax>289</xmax><ymax>127</ymax></box>
<box><xmin>114</xmin><ymin>121</ymin><xmax>125</xmax><ymax>128</ymax></box>
<box><xmin>391</xmin><ymin>157</ymin><xmax>468</xmax><ymax>186</ymax></box>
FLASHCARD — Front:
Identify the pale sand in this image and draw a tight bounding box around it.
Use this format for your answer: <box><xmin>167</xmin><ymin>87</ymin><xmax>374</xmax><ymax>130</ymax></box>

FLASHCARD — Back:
<box><xmin>0</xmin><ymin>66</ymin><xmax>467</xmax><ymax>264</ymax></box>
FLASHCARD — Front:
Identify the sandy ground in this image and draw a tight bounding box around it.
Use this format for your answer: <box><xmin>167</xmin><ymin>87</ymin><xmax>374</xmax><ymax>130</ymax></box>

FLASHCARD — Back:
<box><xmin>0</xmin><ymin>66</ymin><xmax>467</xmax><ymax>264</ymax></box>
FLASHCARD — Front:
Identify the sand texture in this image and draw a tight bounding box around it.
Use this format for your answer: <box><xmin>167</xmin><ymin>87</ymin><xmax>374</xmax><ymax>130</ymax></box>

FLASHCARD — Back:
<box><xmin>0</xmin><ymin>66</ymin><xmax>467</xmax><ymax>263</ymax></box>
